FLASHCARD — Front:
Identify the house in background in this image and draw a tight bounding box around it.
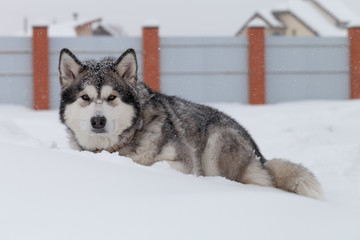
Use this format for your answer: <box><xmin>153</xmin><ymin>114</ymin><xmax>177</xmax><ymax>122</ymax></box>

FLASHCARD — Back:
<box><xmin>92</xmin><ymin>23</ymin><xmax>125</xmax><ymax>36</ymax></box>
<box><xmin>48</xmin><ymin>17</ymin><xmax>125</xmax><ymax>37</ymax></box>
<box><xmin>236</xmin><ymin>0</ymin><xmax>360</xmax><ymax>37</ymax></box>
<box><xmin>26</xmin><ymin>14</ymin><xmax>124</xmax><ymax>37</ymax></box>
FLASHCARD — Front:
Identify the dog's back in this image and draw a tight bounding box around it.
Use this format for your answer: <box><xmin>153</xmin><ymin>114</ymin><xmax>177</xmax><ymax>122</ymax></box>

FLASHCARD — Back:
<box><xmin>118</xmin><ymin>89</ymin><xmax>323</xmax><ymax>199</ymax></box>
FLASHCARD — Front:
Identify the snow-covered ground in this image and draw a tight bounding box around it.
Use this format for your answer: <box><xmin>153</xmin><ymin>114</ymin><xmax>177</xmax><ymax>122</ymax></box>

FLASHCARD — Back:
<box><xmin>0</xmin><ymin>100</ymin><xmax>359</xmax><ymax>240</ymax></box>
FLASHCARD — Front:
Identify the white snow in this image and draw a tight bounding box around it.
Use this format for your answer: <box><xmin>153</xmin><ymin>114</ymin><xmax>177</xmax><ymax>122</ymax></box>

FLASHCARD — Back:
<box><xmin>143</xmin><ymin>19</ymin><xmax>160</xmax><ymax>28</ymax></box>
<box><xmin>47</xmin><ymin>22</ymin><xmax>78</xmax><ymax>37</ymax></box>
<box><xmin>1</xmin><ymin>100</ymin><xmax>360</xmax><ymax>239</ymax></box>
<box><xmin>247</xmin><ymin>18</ymin><xmax>267</xmax><ymax>28</ymax></box>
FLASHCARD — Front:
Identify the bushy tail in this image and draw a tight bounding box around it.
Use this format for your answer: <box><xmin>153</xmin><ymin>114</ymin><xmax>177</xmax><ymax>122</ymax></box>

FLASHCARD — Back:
<box><xmin>264</xmin><ymin>159</ymin><xmax>324</xmax><ymax>200</ymax></box>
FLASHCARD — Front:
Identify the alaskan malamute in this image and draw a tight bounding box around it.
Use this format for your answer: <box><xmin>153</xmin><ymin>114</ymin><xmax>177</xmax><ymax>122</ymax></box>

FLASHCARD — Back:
<box><xmin>59</xmin><ymin>48</ymin><xmax>323</xmax><ymax>199</ymax></box>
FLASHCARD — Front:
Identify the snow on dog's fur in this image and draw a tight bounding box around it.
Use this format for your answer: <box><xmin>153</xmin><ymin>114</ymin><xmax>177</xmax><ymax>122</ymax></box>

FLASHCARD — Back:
<box><xmin>59</xmin><ymin>48</ymin><xmax>323</xmax><ymax>199</ymax></box>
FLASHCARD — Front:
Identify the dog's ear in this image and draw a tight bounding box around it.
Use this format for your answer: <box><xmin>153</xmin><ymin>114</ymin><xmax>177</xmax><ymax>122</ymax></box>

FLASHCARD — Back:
<box><xmin>59</xmin><ymin>48</ymin><xmax>82</xmax><ymax>89</ymax></box>
<box><xmin>114</xmin><ymin>48</ymin><xmax>138</xmax><ymax>86</ymax></box>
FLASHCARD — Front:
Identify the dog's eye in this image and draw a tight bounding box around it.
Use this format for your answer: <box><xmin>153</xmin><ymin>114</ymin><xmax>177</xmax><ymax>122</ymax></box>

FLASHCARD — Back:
<box><xmin>107</xmin><ymin>95</ymin><xmax>116</xmax><ymax>102</ymax></box>
<box><xmin>81</xmin><ymin>94</ymin><xmax>90</xmax><ymax>101</ymax></box>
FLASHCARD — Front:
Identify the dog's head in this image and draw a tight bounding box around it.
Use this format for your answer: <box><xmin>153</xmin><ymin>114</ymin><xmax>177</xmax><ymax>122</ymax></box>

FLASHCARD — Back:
<box><xmin>58</xmin><ymin>48</ymin><xmax>141</xmax><ymax>151</ymax></box>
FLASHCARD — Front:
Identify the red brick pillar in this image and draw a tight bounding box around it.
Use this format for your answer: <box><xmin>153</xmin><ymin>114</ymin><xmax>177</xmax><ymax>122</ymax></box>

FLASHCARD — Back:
<box><xmin>142</xmin><ymin>25</ymin><xmax>160</xmax><ymax>92</ymax></box>
<box><xmin>247</xmin><ymin>27</ymin><xmax>266</xmax><ymax>104</ymax></box>
<box><xmin>349</xmin><ymin>27</ymin><xmax>360</xmax><ymax>99</ymax></box>
<box><xmin>32</xmin><ymin>25</ymin><xmax>49</xmax><ymax>110</ymax></box>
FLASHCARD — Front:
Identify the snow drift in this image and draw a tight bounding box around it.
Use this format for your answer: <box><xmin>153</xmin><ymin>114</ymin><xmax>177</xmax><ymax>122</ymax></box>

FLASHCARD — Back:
<box><xmin>0</xmin><ymin>100</ymin><xmax>359</xmax><ymax>239</ymax></box>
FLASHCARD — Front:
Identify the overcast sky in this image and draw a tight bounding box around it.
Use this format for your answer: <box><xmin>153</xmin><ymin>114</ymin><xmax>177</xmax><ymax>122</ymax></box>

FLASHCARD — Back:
<box><xmin>1</xmin><ymin>0</ymin><xmax>359</xmax><ymax>36</ymax></box>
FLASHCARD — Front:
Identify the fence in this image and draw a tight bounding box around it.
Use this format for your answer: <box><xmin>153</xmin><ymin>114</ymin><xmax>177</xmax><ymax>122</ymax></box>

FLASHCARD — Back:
<box><xmin>0</xmin><ymin>37</ymin><xmax>32</xmax><ymax>107</ymax></box>
<box><xmin>0</xmin><ymin>25</ymin><xmax>359</xmax><ymax>109</ymax></box>
<box><xmin>266</xmin><ymin>37</ymin><xmax>349</xmax><ymax>103</ymax></box>
<box><xmin>160</xmin><ymin>37</ymin><xmax>249</xmax><ymax>103</ymax></box>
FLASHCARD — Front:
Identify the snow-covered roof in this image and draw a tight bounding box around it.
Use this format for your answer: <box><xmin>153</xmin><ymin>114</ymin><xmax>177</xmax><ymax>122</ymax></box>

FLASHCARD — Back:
<box><xmin>312</xmin><ymin>0</ymin><xmax>360</xmax><ymax>26</ymax></box>
<box><xmin>247</xmin><ymin>18</ymin><xmax>267</xmax><ymax>28</ymax></box>
<box><xmin>48</xmin><ymin>22</ymin><xmax>77</xmax><ymax>37</ymax></box>
<box><xmin>23</xmin><ymin>17</ymin><xmax>102</xmax><ymax>37</ymax></box>
<box><xmin>237</xmin><ymin>0</ymin><xmax>360</xmax><ymax>36</ymax></box>
<box><xmin>92</xmin><ymin>22</ymin><xmax>125</xmax><ymax>36</ymax></box>
<box><xmin>274</xmin><ymin>0</ymin><xmax>347</xmax><ymax>36</ymax></box>
<box><xmin>236</xmin><ymin>9</ymin><xmax>284</xmax><ymax>35</ymax></box>
<box><xmin>257</xmin><ymin>9</ymin><xmax>283</xmax><ymax>28</ymax></box>
<box><xmin>49</xmin><ymin>18</ymin><xmax>101</xmax><ymax>37</ymax></box>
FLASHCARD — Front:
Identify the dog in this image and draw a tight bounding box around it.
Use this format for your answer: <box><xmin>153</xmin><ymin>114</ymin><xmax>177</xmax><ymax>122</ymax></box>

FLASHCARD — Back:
<box><xmin>58</xmin><ymin>48</ymin><xmax>323</xmax><ymax>199</ymax></box>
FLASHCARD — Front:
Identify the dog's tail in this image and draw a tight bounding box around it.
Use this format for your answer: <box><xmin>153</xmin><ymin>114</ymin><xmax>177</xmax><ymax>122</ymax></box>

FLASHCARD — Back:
<box><xmin>264</xmin><ymin>158</ymin><xmax>324</xmax><ymax>200</ymax></box>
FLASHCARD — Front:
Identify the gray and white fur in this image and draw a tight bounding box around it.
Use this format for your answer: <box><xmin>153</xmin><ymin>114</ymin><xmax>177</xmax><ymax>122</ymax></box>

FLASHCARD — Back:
<box><xmin>59</xmin><ymin>48</ymin><xmax>323</xmax><ymax>199</ymax></box>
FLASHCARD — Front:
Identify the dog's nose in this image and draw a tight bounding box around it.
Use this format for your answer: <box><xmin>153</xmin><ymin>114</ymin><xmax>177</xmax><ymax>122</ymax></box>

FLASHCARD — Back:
<box><xmin>91</xmin><ymin>116</ymin><xmax>107</xmax><ymax>129</ymax></box>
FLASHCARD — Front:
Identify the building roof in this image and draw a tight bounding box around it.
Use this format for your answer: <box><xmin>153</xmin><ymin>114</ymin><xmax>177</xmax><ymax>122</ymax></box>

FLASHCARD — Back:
<box><xmin>274</xmin><ymin>0</ymin><xmax>346</xmax><ymax>36</ymax></box>
<box><xmin>236</xmin><ymin>9</ymin><xmax>284</xmax><ymax>35</ymax></box>
<box><xmin>92</xmin><ymin>22</ymin><xmax>125</xmax><ymax>36</ymax></box>
<box><xmin>247</xmin><ymin>18</ymin><xmax>268</xmax><ymax>28</ymax></box>
<box><xmin>257</xmin><ymin>9</ymin><xmax>283</xmax><ymax>28</ymax></box>
<box><xmin>237</xmin><ymin>0</ymin><xmax>359</xmax><ymax>36</ymax></box>
<box><xmin>311</xmin><ymin>0</ymin><xmax>360</xmax><ymax>26</ymax></box>
<box><xmin>23</xmin><ymin>17</ymin><xmax>102</xmax><ymax>37</ymax></box>
<box><xmin>49</xmin><ymin>18</ymin><xmax>102</xmax><ymax>37</ymax></box>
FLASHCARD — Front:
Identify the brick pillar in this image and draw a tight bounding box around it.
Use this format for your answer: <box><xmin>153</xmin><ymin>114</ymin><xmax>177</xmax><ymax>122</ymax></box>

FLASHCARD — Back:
<box><xmin>247</xmin><ymin>27</ymin><xmax>266</xmax><ymax>104</ymax></box>
<box><xmin>142</xmin><ymin>25</ymin><xmax>160</xmax><ymax>92</ymax></box>
<box><xmin>349</xmin><ymin>27</ymin><xmax>360</xmax><ymax>99</ymax></box>
<box><xmin>32</xmin><ymin>25</ymin><xmax>49</xmax><ymax>110</ymax></box>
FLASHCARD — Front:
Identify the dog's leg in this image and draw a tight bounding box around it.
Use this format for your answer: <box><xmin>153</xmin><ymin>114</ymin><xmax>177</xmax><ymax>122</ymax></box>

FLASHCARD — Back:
<box><xmin>202</xmin><ymin>130</ymin><xmax>272</xmax><ymax>187</ymax></box>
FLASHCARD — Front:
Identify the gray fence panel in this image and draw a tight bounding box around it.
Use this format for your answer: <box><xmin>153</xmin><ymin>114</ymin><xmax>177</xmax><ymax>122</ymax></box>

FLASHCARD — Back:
<box><xmin>49</xmin><ymin>37</ymin><xmax>142</xmax><ymax>109</ymax></box>
<box><xmin>267</xmin><ymin>73</ymin><xmax>349</xmax><ymax>103</ymax></box>
<box><xmin>266</xmin><ymin>37</ymin><xmax>350</xmax><ymax>103</ymax></box>
<box><xmin>0</xmin><ymin>76</ymin><xmax>32</xmax><ymax>106</ymax></box>
<box><xmin>0</xmin><ymin>37</ymin><xmax>32</xmax><ymax>51</ymax></box>
<box><xmin>160</xmin><ymin>37</ymin><xmax>248</xmax><ymax>103</ymax></box>
<box><xmin>0</xmin><ymin>37</ymin><xmax>32</xmax><ymax>107</ymax></box>
<box><xmin>0</xmin><ymin>36</ymin><xmax>354</xmax><ymax>107</ymax></box>
<box><xmin>0</xmin><ymin>54</ymin><xmax>32</xmax><ymax>75</ymax></box>
<box><xmin>161</xmin><ymin>74</ymin><xmax>248</xmax><ymax>103</ymax></box>
<box><xmin>49</xmin><ymin>37</ymin><xmax>143</xmax><ymax>53</ymax></box>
